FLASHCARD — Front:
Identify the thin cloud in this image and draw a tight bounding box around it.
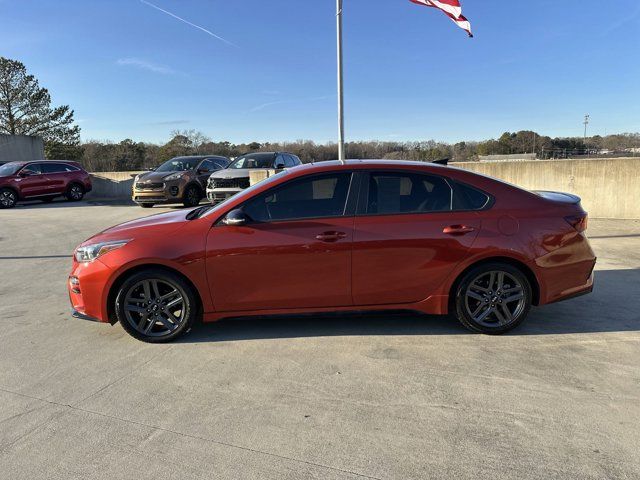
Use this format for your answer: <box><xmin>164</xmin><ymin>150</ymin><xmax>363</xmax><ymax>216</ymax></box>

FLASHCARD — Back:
<box><xmin>248</xmin><ymin>95</ymin><xmax>335</xmax><ymax>113</ymax></box>
<box><xmin>149</xmin><ymin>120</ymin><xmax>190</xmax><ymax>126</ymax></box>
<box><xmin>117</xmin><ymin>57</ymin><xmax>175</xmax><ymax>75</ymax></box>
<box><xmin>140</xmin><ymin>0</ymin><xmax>238</xmax><ymax>48</ymax></box>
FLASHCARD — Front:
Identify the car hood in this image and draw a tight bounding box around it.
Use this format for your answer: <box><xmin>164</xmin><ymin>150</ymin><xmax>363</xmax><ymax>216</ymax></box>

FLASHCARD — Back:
<box><xmin>136</xmin><ymin>171</ymin><xmax>186</xmax><ymax>182</ymax></box>
<box><xmin>82</xmin><ymin>209</ymin><xmax>190</xmax><ymax>245</ymax></box>
<box><xmin>209</xmin><ymin>168</ymin><xmax>261</xmax><ymax>179</ymax></box>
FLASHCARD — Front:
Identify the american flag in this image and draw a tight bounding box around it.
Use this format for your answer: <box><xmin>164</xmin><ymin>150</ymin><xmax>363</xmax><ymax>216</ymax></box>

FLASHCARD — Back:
<box><xmin>410</xmin><ymin>0</ymin><xmax>473</xmax><ymax>37</ymax></box>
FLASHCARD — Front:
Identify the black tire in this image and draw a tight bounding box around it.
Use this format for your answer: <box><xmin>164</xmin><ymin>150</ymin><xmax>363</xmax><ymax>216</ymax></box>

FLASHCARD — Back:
<box><xmin>182</xmin><ymin>184</ymin><xmax>201</xmax><ymax>208</ymax></box>
<box><xmin>140</xmin><ymin>203</ymin><xmax>155</xmax><ymax>208</ymax></box>
<box><xmin>0</xmin><ymin>188</ymin><xmax>18</xmax><ymax>209</ymax></box>
<box><xmin>115</xmin><ymin>269</ymin><xmax>197</xmax><ymax>343</ymax></box>
<box><xmin>66</xmin><ymin>183</ymin><xmax>85</xmax><ymax>202</ymax></box>
<box><xmin>454</xmin><ymin>262</ymin><xmax>532</xmax><ymax>334</ymax></box>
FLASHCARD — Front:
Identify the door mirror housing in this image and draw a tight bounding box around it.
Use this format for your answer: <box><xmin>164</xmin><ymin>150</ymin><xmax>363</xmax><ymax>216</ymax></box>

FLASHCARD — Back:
<box><xmin>197</xmin><ymin>168</ymin><xmax>210</xmax><ymax>174</ymax></box>
<box><xmin>19</xmin><ymin>170</ymin><xmax>34</xmax><ymax>177</ymax></box>
<box><xmin>222</xmin><ymin>208</ymin><xmax>249</xmax><ymax>226</ymax></box>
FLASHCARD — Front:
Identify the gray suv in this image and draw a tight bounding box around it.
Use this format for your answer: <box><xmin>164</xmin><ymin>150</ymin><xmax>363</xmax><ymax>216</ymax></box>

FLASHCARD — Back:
<box><xmin>206</xmin><ymin>152</ymin><xmax>301</xmax><ymax>204</ymax></box>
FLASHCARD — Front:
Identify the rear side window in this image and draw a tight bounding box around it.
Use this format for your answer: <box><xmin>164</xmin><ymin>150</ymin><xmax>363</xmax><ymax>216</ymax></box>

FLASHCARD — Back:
<box><xmin>453</xmin><ymin>182</ymin><xmax>491</xmax><ymax>210</ymax></box>
<box><xmin>42</xmin><ymin>163</ymin><xmax>79</xmax><ymax>173</ymax></box>
<box><xmin>364</xmin><ymin>172</ymin><xmax>452</xmax><ymax>215</ymax></box>
<box><xmin>243</xmin><ymin>172</ymin><xmax>352</xmax><ymax>222</ymax></box>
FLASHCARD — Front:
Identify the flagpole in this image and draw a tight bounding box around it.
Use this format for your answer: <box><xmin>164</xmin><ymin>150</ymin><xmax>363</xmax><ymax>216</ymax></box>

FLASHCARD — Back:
<box><xmin>336</xmin><ymin>0</ymin><xmax>345</xmax><ymax>163</ymax></box>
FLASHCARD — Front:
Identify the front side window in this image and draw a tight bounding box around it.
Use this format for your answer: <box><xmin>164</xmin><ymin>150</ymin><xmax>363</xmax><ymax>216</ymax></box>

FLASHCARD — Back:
<box><xmin>243</xmin><ymin>172</ymin><xmax>352</xmax><ymax>222</ymax></box>
<box><xmin>364</xmin><ymin>172</ymin><xmax>452</xmax><ymax>215</ymax></box>
<box><xmin>21</xmin><ymin>163</ymin><xmax>43</xmax><ymax>175</ymax></box>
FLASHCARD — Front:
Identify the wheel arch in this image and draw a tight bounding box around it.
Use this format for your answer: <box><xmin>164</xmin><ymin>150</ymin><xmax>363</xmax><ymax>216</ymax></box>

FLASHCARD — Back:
<box><xmin>448</xmin><ymin>256</ymin><xmax>541</xmax><ymax>311</ymax></box>
<box><xmin>0</xmin><ymin>185</ymin><xmax>21</xmax><ymax>200</ymax></box>
<box><xmin>105</xmin><ymin>263</ymin><xmax>204</xmax><ymax>324</ymax></box>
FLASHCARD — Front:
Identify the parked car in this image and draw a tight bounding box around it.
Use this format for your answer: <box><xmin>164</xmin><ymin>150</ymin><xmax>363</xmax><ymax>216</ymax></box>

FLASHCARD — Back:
<box><xmin>132</xmin><ymin>155</ymin><xmax>229</xmax><ymax>208</ymax></box>
<box><xmin>206</xmin><ymin>152</ymin><xmax>301</xmax><ymax>204</ymax></box>
<box><xmin>69</xmin><ymin>160</ymin><xmax>596</xmax><ymax>342</ymax></box>
<box><xmin>0</xmin><ymin>160</ymin><xmax>92</xmax><ymax>209</ymax></box>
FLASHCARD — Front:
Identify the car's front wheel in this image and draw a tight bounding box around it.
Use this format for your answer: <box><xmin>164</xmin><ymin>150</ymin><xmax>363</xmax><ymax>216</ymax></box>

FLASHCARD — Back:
<box><xmin>115</xmin><ymin>269</ymin><xmax>197</xmax><ymax>343</ymax></box>
<box><xmin>454</xmin><ymin>262</ymin><xmax>532</xmax><ymax>334</ymax></box>
<box><xmin>0</xmin><ymin>188</ymin><xmax>18</xmax><ymax>209</ymax></box>
<box><xmin>182</xmin><ymin>185</ymin><xmax>201</xmax><ymax>207</ymax></box>
<box><xmin>139</xmin><ymin>203</ymin><xmax>155</xmax><ymax>208</ymax></box>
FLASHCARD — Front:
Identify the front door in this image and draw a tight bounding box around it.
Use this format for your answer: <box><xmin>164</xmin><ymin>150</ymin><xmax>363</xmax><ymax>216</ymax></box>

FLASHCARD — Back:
<box><xmin>16</xmin><ymin>164</ymin><xmax>49</xmax><ymax>198</ymax></box>
<box><xmin>206</xmin><ymin>172</ymin><xmax>355</xmax><ymax>312</ymax></box>
<box><xmin>352</xmin><ymin>171</ymin><xmax>481</xmax><ymax>306</ymax></box>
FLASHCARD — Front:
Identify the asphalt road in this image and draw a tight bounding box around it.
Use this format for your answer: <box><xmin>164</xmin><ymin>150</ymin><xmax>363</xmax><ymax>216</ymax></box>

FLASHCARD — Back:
<box><xmin>1</xmin><ymin>199</ymin><xmax>639</xmax><ymax>479</ymax></box>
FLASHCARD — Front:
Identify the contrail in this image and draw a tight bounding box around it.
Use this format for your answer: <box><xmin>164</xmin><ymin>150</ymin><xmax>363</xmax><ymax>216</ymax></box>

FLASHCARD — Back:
<box><xmin>140</xmin><ymin>0</ymin><xmax>238</xmax><ymax>48</ymax></box>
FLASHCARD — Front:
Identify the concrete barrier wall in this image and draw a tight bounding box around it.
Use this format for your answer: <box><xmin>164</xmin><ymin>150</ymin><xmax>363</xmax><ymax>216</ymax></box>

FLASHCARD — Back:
<box><xmin>90</xmin><ymin>158</ymin><xmax>640</xmax><ymax>218</ymax></box>
<box><xmin>90</xmin><ymin>171</ymin><xmax>141</xmax><ymax>200</ymax></box>
<box><xmin>452</xmin><ymin>157</ymin><xmax>640</xmax><ymax>219</ymax></box>
<box><xmin>0</xmin><ymin>134</ymin><xmax>45</xmax><ymax>162</ymax></box>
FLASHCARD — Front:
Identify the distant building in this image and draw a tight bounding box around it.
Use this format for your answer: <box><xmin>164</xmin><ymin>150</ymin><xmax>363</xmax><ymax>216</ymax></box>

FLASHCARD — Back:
<box><xmin>0</xmin><ymin>134</ymin><xmax>45</xmax><ymax>163</ymax></box>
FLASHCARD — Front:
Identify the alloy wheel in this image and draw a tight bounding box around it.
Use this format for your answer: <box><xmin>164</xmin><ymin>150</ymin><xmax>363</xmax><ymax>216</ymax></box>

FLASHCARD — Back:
<box><xmin>186</xmin><ymin>187</ymin><xmax>199</xmax><ymax>206</ymax></box>
<box><xmin>464</xmin><ymin>270</ymin><xmax>526</xmax><ymax>327</ymax></box>
<box><xmin>123</xmin><ymin>278</ymin><xmax>186</xmax><ymax>337</ymax></box>
<box><xmin>0</xmin><ymin>190</ymin><xmax>17</xmax><ymax>208</ymax></box>
<box><xmin>69</xmin><ymin>185</ymin><xmax>83</xmax><ymax>200</ymax></box>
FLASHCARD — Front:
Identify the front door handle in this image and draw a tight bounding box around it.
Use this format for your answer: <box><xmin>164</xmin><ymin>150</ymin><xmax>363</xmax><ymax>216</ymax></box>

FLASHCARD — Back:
<box><xmin>443</xmin><ymin>225</ymin><xmax>475</xmax><ymax>235</ymax></box>
<box><xmin>315</xmin><ymin>231</ymin><xmax>347</xmax><ymax>242</ymax></box>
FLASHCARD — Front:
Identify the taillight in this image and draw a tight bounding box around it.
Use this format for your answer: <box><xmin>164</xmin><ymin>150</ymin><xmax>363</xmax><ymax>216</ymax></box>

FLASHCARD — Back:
<box><xmin>564</xmin><ymin>214</ymin><xmax>588</xmax><ymax>232</ymax></box>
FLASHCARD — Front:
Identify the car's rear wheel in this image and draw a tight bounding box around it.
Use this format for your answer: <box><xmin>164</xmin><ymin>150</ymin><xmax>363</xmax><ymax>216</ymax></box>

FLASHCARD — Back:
<box><xmin>183</xmin><ymin>185</ymin><xmax>201</xmax><ymax>207</ymax></box>
<box><xmin>0</xmin><ymin>188</ymin><xmax>18</xmax><ymax>209</ymax></box>
<box><xmin>66</xmin><ymin>183</ymin><xmax>84</xmax><ymax>201</ymax></box>
<box><xmin>139</xmin><ymin>203</ymin><xmax>155</xmax><ymax>208</ymax></box>
<box><xmin>115</xmin><ymin>269</ymin><xmax>197</xmax><ymax>343</ymax></box>
<box><xmin>454</xmin><ymin>262</ymin><xmax>532</xmax><ymax>334</ymax></box>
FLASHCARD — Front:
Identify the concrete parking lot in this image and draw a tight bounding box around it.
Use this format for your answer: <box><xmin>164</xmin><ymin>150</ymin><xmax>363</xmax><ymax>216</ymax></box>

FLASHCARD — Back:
<box><xmin>1</xmin><ymin>199</ymin><xmax>639</xmax><ymax>479</ymax></box>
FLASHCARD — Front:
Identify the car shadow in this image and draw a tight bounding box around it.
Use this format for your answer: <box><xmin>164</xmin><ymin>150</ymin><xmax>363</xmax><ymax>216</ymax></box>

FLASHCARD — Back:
<box><xmin>178</xmin><ymin>269</ymin><xmax>640</xmax><ymax>343</ymax></box>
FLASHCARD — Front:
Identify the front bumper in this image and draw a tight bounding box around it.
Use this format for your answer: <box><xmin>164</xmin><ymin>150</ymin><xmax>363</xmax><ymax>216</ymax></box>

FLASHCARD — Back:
<box><xmin>68</xmin><ymin>259</ymin><xmax>113</xmax><ymax>323</ymax></box>
<box><xmin>206</xmin><ymin>188</ymin><xmax>242</xmax><ymax>204</ymax></box>
<box><xmin>71</xmin><ymin>308</ymin><xmax>101</xmax><ymax>322</ymax></box>
<box><xmin>132</xmin><ymin>180</ymin><xmax>186</xmax><ymax>204</ymax></box>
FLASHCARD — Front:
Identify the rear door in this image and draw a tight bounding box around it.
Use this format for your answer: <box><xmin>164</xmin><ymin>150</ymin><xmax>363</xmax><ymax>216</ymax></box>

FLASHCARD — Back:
<box><xmin>351</xmin><ymin>170</ymin><xmax>481</xmax><ymax>306</ymax></box>
<box><xmin>41</xmin><ymin>162</ymin><xmax>70</xmax><ymax>194</ymax></box>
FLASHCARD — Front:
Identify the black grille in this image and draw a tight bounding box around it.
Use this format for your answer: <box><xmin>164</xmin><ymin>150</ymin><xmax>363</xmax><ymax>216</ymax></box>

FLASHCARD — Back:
<box><xmin>209</xmin><ymin>177</ymin><xmax>250</xmax><ymax>189</ymax></box>
<box><xmin>136</xmin><ymin>182</ymin><xmax>164</xmax><ymax>190</ymax></box>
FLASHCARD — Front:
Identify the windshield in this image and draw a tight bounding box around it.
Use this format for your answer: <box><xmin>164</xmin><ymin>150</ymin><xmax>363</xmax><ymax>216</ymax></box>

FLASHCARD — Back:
<box><xmin>0</xmin><ymin>163</ymin><xmax>22</xmax><ymax>176</ymax></box>
<box><xmin>228</xmin><ymin>153</ymin><xmax>275</xmax><ymax>170</ymax></box>
<box><xmin>155</xmin><ymin>157</ymin><xmax>200</xmax><ymax>172</ymax></box>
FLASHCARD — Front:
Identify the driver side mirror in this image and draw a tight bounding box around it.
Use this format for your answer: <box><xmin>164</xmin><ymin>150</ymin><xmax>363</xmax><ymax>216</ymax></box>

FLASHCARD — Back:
<box><xmin>274</xmin><ymin>162</ymin><xmax>285</xmax><ymax>170</ymax></box>
<box><xmin>19</xmin><ymin>170</ymin><xmax>34</xmax><ymax>177</ymax></box>
<box><xmin>222</xmin><ymin>208</ymin><xmax>250</xmax><ymax>226</ymax></box>
<box><xmin>197</xmin><ymin>168</ymin><xmax>210</xmax><ymax>174</ymax></box>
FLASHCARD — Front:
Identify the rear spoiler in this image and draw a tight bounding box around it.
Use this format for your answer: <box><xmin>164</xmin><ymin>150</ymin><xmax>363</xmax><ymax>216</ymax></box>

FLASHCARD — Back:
<box><xmin>533</xmin><ymin>191</ymin><xmax>581</xmax><ymax>205</ymax></box>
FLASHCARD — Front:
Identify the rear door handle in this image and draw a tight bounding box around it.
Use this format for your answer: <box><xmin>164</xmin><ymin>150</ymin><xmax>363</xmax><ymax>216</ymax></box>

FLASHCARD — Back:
<box><xmin>443</xmin><ymin>225</ymin><xmax>475</xmax><ymax>235</ymax></box>
<box><xmin>315</xmin><ymin>231</ymin><xmax>347</xmax><ymax>242</ymax></box>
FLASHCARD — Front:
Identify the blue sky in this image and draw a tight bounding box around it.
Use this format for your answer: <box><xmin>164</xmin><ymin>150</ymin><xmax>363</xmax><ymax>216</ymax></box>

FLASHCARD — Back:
<box><xmin>1</xmin><ymin>0</ymin><xmax>639</xmax><ymax>144</ymax></box>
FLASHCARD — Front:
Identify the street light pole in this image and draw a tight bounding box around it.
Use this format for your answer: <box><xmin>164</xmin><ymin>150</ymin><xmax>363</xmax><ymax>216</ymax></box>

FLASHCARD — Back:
<box><xmin>336</xmin><ymin>0</ymin><xmax>345</xmax><ymax>164</ymax></box>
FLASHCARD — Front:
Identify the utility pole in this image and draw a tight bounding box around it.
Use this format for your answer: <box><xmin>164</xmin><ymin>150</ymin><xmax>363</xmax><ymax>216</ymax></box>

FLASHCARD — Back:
<box><xmin>336</xmin><ymin>0</ymin><xmax>345</xmax><ymax>164</ymax></box>
<box><xmin>583</xmin><ymin>114</ymin><xmax>590</xmax><ymax>142</ymax></box>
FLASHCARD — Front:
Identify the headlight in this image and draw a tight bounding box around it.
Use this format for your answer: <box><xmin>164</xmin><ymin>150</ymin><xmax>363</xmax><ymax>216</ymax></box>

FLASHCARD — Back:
<box><xmin>164</xmin><ymin>172</ymin><xmax>184</xmax><ymax>181</ymax></box>
<box><xmin>75</xmin><ymin>239</ymin><xmax>131</xmax><ymax>263</ymax></box>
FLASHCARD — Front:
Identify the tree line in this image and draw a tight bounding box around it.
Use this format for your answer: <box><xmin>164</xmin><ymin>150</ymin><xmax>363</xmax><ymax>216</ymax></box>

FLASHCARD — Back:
<box><xmin>75</xmin><ymin>130</ymin><xmax>640</xmax><ymax>172</ymax></box>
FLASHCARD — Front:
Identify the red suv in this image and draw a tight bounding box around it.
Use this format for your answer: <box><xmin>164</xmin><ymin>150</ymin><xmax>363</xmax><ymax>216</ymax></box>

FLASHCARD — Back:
<box><xmin>0</xmin><ymin>160</ymin><xmax>92</xmax><ymax>208</ymax></box>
